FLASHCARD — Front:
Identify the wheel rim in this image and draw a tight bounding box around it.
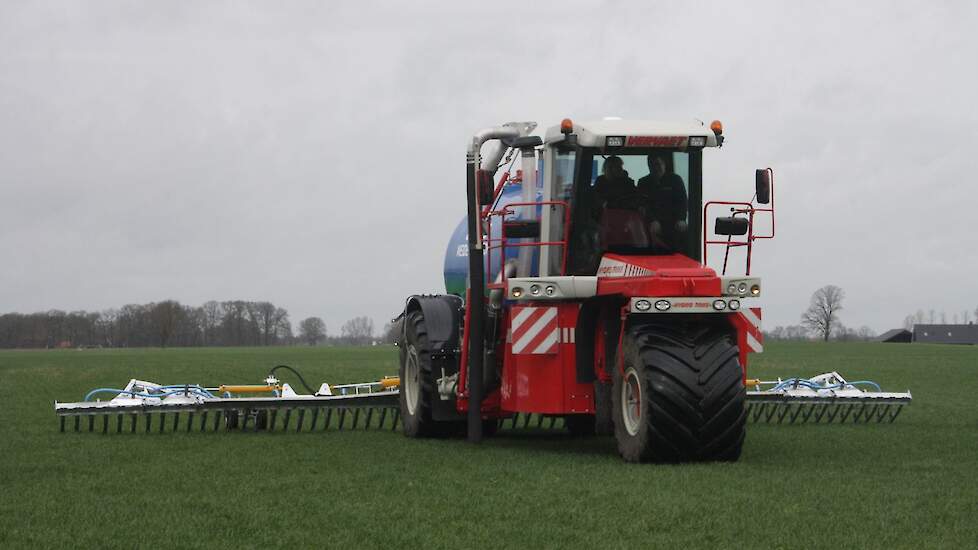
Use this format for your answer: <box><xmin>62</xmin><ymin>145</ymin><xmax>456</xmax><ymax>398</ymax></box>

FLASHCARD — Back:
<box><xmin>621</xmin><ymin>367</ymin><xmax>642</xmax><ymax>436</ymax></box>
<box><xmin>404</xmin><ymin>345</ymin><xmax>421</xmax><ymax>415</ymax></box>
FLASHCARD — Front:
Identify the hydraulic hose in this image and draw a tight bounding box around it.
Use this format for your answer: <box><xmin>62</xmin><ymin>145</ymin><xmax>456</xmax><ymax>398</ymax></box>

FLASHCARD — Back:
<box><xmin>268</xmin><ymin>365</ymin><xmax>318</xmax><ymax>395</ymax></box>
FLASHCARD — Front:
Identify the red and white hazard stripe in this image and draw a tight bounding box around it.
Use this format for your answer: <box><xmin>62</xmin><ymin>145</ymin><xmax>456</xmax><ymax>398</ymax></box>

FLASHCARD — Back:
<box><xmin>511</xmin><ymin>306</ymin><xmax>559</xmax><ymax>354</ymax></box>
<box><xmin>738</xmin><ymin>307</ymin><xmax>763</xmax><ymax>353</ymax></box>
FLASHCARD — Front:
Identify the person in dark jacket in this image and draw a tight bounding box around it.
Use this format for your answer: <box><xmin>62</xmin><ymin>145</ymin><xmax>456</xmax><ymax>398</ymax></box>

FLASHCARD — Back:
<box><xmin>593</xmin><ymin>155</ymin><xmax>636</xmax><ymax>210</ymax></box>
<box><xmin>637</xmin><ymin>152</ymin><xmax>688</xmax><ymax>250</ymax></box>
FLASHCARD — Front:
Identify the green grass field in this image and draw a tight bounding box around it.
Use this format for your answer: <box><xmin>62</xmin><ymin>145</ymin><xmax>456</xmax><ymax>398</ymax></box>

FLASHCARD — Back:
<box><xmin>1</xmin><ymin>343</ymin><xmax>976</xmax><ymax>549</ymax></box>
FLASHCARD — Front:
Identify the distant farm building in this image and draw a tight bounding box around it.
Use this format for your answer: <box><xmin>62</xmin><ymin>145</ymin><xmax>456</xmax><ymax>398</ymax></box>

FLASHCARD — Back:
<box><xmin>912</xmin><ymin>324</ymin><xmax>978</xmax><ymax>345</ymax></box>
<box><xmin>876</xmin><ymin>329</ymin><xmax>912</xmax><ymax>343</ymax></box>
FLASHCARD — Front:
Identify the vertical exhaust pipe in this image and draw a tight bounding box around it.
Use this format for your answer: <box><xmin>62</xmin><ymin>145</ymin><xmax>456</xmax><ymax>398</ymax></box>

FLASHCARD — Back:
<box><xmin>466</xmin><ymin>126</ymin><xmax>520</xmax><ymax>443</ymax></box>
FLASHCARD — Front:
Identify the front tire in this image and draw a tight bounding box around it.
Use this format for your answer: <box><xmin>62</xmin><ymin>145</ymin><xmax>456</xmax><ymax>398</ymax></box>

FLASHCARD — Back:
<box><xmin>612</xmin><ymin>321</ymin><xmax>746</xmax><ymax>463</ymax></box>
<box><xmin>399</xmin><ymin>310</ymin><xmax>436</xmax><ymax>437</ymax></box>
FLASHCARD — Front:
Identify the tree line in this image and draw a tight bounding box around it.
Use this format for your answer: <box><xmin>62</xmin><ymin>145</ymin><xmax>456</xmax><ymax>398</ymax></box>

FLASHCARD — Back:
<box><xmin>0</xmin><ymin>300</ymin><xmax>378</xmax><ymax>349</ymax></box>
<box><xmin>768</xmin><ymin>286</ymin><xmax>977</xmax><ymax>342</ymax></box>
<box><xmin>902</xmin><ymin>308</ymin><xmax>976</xmax><ymax>329</ymax></box>
<box><xmin>764</xmin><ymin>285</ymin><xmax>876</xmax><ymax>342</ymax></box>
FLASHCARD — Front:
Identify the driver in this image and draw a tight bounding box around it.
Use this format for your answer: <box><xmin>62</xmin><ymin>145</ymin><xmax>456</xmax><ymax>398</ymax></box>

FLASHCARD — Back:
<box><xmin>593</xmin><ymin>155</ymin><xmax>636</xmax><ymax>211</ymax></box>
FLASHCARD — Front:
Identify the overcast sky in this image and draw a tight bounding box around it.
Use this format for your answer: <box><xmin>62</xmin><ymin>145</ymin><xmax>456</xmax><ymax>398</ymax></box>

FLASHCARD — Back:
<box><xmin>1</xmin><ymin>1</ymin><xmax>976</xmax><ymax>335</ymax></box>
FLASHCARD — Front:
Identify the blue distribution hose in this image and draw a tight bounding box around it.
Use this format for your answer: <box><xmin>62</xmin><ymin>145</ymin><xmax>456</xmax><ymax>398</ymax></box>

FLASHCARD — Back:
<box><xmin>84</xmin><ymin>386</ymin><xmax>215</xmax><ymax>402</ymax></box>
<box><xmin>770</xmin><ymin>379</ymin><xmax>882</xmax><ymax>393</ymax></box>
<box><xmin>159</xmin><ymin>385</ymin><xmax>217</xmax><ymax>398</ymax></box>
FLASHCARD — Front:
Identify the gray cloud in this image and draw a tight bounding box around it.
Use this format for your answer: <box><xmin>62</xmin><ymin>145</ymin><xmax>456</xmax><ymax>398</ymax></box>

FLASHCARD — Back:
<box><xmin>1</xmin><ymin>0</ymin><xmax>976</xmax><ymax>333</ymax></box>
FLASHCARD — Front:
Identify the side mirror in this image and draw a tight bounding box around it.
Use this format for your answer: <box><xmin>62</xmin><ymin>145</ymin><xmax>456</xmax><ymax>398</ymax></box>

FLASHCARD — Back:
<box><xmin>503</xmin><ymin>220</ymin><xmax>540</xmax><ymax>239</ymax></box>
<box><xmin>477</xmin><ymin>169</ymin><xmax>494</xmax><ymax>206</ymax></box>
<box><xmin>715</xmin><ymin>216</ymin><xmax>749</xmax><ymax>236</ymax></box>
<box><xmin>755</xmin><ymin>169</ymin><xmax>771</xmax><ymax>204</ymax></box>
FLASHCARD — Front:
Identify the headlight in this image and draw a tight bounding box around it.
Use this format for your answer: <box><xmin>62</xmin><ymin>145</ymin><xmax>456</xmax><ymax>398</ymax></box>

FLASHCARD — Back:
<box><xmin>750</xmin><ymin>285</ymin><xmax>760</xmax><ymax>296</ymax></box>
<box><xmin>727</xmin><ymin>283</ymin><xmax>737</xmax><ymax>294</ymax></box>
<box><xmin>728</xmin><ymin>299</ymin><xmax>740</xmax><ymax>310</ymax></box>
<box><xmin>512</xmin><ymin>287</ymin><xmax>523</xmax><ymax>298</ymax></box>
<box><xmin>713</xmin><ymin>300</ymin><xmax>727</xmax><ymax>311</ymax></box>
<box><xmin>634</xmin><ymin>299</ymin><xmax>652</xmax><ymax>312</ymax></box>
<box><xmin>654</xmin><ymin>300</ymin><xmax>671</xmax><ymax>311</ymax></box>
<box><xmin>530</xmin><ymin>284</ymin><xmax>540</xmax><ymax>296</ymax></box>
<box><xmin>737</xmin><ymin>283</ymin><xmax>747</xmax><ymax>294</ymax></box>
<box><xmin>545</xmin><ymin>285</ymin><xmax>556</xmax><ymax>296</ymax></box>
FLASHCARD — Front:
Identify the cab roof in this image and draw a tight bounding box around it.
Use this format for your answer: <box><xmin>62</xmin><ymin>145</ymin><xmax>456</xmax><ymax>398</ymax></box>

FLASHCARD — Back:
<box><xmin>543</xmin><ymin>119</ymin><xmax>720</xmax><ymax>148</ymax></box>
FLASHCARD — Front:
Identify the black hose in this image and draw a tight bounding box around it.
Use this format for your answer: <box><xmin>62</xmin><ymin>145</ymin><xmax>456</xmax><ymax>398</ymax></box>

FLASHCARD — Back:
<box><xmin>268</xmin><ymin>365</ymin><xmax>318</xmax><ymax>395</ymax></box>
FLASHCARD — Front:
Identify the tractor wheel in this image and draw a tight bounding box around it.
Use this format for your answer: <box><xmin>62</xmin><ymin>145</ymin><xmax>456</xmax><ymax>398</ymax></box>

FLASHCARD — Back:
<box><xmin>612</xmin><ymin>321</ymin><xmax>745</xmax><ymax>463</ymax></box>
<box><xmin>399</xmin><ymin>309</ymin><xmax>443</xmax><ymax>437</ymax></box>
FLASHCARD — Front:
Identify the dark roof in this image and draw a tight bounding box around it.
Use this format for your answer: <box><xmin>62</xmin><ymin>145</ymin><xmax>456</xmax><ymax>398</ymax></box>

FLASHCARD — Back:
<box><xmin>913</xmin><ymin>324</ymin><xmax>978</xmax><ymax>345</ymax></box>
<box><xmin>876</xmin><ymin>329</ymin><xmax>912</xmax><ymax>343</ymax></box>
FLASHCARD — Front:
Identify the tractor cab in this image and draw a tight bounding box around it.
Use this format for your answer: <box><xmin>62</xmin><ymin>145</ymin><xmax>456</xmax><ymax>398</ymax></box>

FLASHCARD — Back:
<box><xmin>536</xmin><ymin>119</ymin><xmax>715</xmax><ymax>277</ymax></box>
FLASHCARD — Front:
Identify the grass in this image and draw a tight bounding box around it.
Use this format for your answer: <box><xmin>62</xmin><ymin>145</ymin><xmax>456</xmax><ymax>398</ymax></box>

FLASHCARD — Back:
<box><xmin>1</xmin><ymin>343</ymin><xmax>976</xmax><ymax>549</ymax></box>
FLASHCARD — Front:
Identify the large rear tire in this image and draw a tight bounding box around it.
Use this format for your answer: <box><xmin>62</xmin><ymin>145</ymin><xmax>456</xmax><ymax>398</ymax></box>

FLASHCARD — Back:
<box><xmin>612</xmin><ymin>321</ymin><xmax>746</xmax><ymax>463</ymax></box>
<box><xmin>399</xmin><ymin>310</ymin><xmax>437</xmax><ymax>437</ymax></box>
<box><xmin>399</xmin><ymin>309</ymin><xmax>461</xmax><ymax>437</ymax></box>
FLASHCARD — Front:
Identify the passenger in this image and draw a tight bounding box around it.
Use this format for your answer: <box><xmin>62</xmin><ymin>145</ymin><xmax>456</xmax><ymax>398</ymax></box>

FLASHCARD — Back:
<box><xmin>637</xmin><ymin>152</ymin><xmax>688</xmax><ymax>248</ymax></box>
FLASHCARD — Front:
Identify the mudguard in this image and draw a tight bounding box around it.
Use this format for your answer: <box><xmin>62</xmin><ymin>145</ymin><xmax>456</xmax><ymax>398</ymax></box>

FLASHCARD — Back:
<box><xmin>575</xmin><ymin>296</ymin><xmax>623</xmax><ymax>384</ymax></box>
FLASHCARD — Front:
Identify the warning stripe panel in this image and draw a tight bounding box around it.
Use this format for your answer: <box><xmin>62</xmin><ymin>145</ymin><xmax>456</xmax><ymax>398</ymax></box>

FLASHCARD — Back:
<box><xmin>512</xmin><ymin>307</ymin><xmax>548</xmax><ymax>345</ymax></box>
<box><xmin>738</xmin><ymin>307</ymin><xmax>763</xmax><ymax>353</ymax></box>
<box><xmin>511</xmin><ymin>306</ymin><xmax>559</xmax><ymax>355</ymax></box>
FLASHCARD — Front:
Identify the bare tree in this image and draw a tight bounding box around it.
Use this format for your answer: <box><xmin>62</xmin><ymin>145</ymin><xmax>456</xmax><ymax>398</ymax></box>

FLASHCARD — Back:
<box><xmin>381</xmin><ymin>322</ymin><xmax>399</xmax><ymax>344</ymax></box>
<box><xmin>151</xmin><ymin>300</ymin><xmax>184</xmax><ymax>347</ymax></box>
<box><xmin>276</xmin><ymin>316</ymin><xmax>293</xmax><ymax>343</ymax></box>
<box><xmin>97</xmin><ymin>309</ymin><xmax>118</xmax><ymax>346</ymax></box>
<box><xmin>903</xmin><ymin>315</ymin><xmax>915</xmax><ymax>331</ymax></box>
<box><xmin>801</xmin><ymin>285</ymin><xmax>844</xmax><ymax>342</ymax></box>
<box><xmin>341</xmin><ymin>316</ymin><xmax>374</xmax><ymax>345</ymax></box>
<box><xmin>914</xmin><ymin>309</ymin><xmax>926</xmax><ymax>325</ymax></box>
<box><xmin>782</xmin><ymin>325</ymin><xmax>809</xmax><ymax>340</ymax></box>
<box><xmin>221</xmin><ymin>301</ymin><xmax>251</xmax><ymax>346</ymax></box>
<box><xmin>201</xmin><ymin>301</ymin><xmax>223</xmax><ymax>345</ymax></box>
<box><xmin>255</xmin><ymin>302</ymin><xmax>289</xmax><ymax>345</ymax></box>
<box><xmin>299</xmin><ymin>317</ymin><xmax>326</xmax><ymax>346</ymax></box>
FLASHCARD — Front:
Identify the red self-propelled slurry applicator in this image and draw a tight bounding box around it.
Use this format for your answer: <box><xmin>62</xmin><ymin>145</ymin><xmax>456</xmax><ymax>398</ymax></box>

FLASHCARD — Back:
<box><xmin>393</xmin><ymin>118</ymin><xmax>910</xmax><ymax>462</ymax></box>
<box><xmin>55</xmin><ymin>119</ymin><xmax>910</xmax><ymax>460</ymax></box>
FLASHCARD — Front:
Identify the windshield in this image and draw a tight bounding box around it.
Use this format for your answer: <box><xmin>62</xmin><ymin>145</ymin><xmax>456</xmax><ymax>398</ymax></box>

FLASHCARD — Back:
<box><xmin>565</xmin><ymin>149</ymin><xmax>701</xmax><ymax>274</ymax></box>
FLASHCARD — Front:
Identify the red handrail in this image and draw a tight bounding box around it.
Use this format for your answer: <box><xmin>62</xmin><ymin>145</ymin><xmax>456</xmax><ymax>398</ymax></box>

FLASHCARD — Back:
<box><xmin>702</xmin><ymin>170</ymin><xmax>776</xmax><ymax>276</ymax></box>
<box><xmin>484</xmin><ymin>200</ymin><xmax>571</xmax><ymax>287</ymax></box>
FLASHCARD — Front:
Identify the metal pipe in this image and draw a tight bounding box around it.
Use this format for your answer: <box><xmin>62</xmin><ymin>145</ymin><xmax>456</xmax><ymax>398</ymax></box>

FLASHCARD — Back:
<box><xmin>466</xmin><ymin>126</ymin><xmax>520</xmax><ymax>444</ymax></box>
<box><xmin>517</xmin><ymin>146</ymin><xmax>538</xmax><ymax>277</ymax></box>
